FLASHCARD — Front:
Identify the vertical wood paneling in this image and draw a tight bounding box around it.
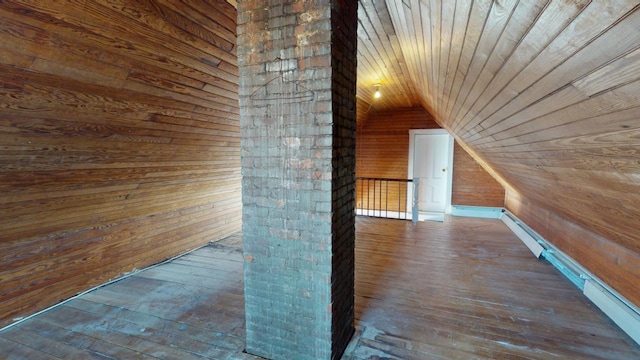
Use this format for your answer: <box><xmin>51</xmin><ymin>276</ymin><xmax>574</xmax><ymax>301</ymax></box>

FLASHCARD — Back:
<box><xmin>356</xmin><ymin>108</ymin><xmax>440</xmax><ymax>179</ymax></box>
<box><xmin>356</xmin><ymin>108</ymin><xmax>504</xmax><ymax>210</ymax></box>
<box><xmin>451</xmin><ymin>142</ymin><xmax>504</xmax><ymax>207</ymax></box>
<box><xmin>0</xmin><ymin>0</ymin><xmax>241</xmax><ymax>328</ymax></box>
<box><xmin>356</xmin><ymin>97</ymin><xmax>372</xmax><ymax>127</ymax></box>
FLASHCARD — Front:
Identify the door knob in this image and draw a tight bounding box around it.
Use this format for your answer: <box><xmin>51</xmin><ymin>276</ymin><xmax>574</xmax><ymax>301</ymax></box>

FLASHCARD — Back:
<box><xmin>442</xmin><ymin>168</ymin><xmax>446</xmax><ymax>172</ymax></box>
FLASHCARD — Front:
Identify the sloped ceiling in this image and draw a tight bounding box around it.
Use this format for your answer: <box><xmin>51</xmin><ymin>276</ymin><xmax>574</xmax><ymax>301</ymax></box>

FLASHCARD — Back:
<box><xmin>357</xmin><ymin>0</ymin><xmax>640</xmax><ymax>257</ymax></box>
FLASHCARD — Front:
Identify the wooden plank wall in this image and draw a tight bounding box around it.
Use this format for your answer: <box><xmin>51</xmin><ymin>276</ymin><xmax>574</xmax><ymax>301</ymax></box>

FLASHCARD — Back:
<box><xmin>356</xmin><ymin>107</ymin><xmax>504</xmax><ymax>210</ymax></box>
<box><xmin>506</xmin><ymin>191</ymin><xmax>640</xmax><ymax>307</ymax></box>
<box><xmin>356</xmin><ymin>108</ymin><xmax>440</xmax><ymax>179</ymax></box>
<box><xmin>451</xmin><ymin>143</ymin><xmax>504</xmax><ymax>207</ymax></box>
<box><xmin>356</xmin><ymin>97</ymin><xmax>372</xmax><ymax>128</ymax></box>
<box><xmin>0</xmin><ymin>1</ymin><xmax>241</xmax><ymax>328</ymax></box>
<box><xmin>385</xmin><ymin>1</ymin><xmax>640</xmax><ymax>307</ymax></box>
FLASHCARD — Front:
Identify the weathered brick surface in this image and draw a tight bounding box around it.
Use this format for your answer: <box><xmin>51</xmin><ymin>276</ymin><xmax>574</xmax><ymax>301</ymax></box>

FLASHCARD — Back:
<box><xmin>238</xmin><ymin>0</ymin><xmax>357</xmax><ymax>359</ymax></box>
<box><xmin>329</xmin><ymin>0</ymin><xmax>357</xmax><ymax>357</ymax></box>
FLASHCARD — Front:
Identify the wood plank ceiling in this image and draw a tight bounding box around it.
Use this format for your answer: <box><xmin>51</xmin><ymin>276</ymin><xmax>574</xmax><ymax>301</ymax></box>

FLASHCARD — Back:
<box><xmin>356</xmin><ymin>0</ymin><xmax>640</xmax><ymax>306</ymax></box>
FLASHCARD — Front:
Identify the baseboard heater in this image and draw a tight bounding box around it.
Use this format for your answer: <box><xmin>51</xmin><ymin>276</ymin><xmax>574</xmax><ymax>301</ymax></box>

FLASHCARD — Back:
<box><xmin>501</xmin><ymin>210</ymin><xmax>640</xmax><ymax>346</ymax></box>
<box><xmin>450</xmin><ymin>205</ymin><xmax>503</xmax><ymax>219</ymax></box>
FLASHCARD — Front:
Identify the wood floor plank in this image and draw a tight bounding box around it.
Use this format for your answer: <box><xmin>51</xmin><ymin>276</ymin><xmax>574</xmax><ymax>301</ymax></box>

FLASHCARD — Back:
<box><xmin>0</xmin><ymin>326</ymin><xmax>114</xmax><ymax>360</ymax></box>
<box><xmin>352</xmin><ymin>216</ymin><xmax>640</xmax><ymax>359</ymax></box>
<box><xmin>36</xmin><ymin>306</ymin><xmax>210</xmax><ymax>360</ymax></box>
<box><xmin>2</xmin><ymin>218</ymin><xmax>639</xmax><ymax>359</ymax></box>
<box><xmin>55</xmin><ymin>304</ymin><xmax>236</xmax><ymax>359</ymax></box>
<box><xmin>9</xmin><ymin>320</ymin><xmax>156</xmax><ymax>359</ymax></box>
<box><xmin>64</xmin><ymin>298</ymin><xmax>245</xmax><ymax>352</ymax></box>
<box><xmin>133</xmin><ymin>267</ymin><xmax>243</xmax><ymax>293</ymax></box>
<box><xmin>0</xmin><ymin>336</ymin><xmax>63</xmax><ymax>360</ymax></box>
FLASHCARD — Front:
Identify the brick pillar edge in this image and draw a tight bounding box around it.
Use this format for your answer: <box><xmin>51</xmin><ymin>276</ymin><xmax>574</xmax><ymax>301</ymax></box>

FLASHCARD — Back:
<box><xmin>237</xmin><ymin>1</ymin><xmax>357</xmax><ymax>359</ymax></box>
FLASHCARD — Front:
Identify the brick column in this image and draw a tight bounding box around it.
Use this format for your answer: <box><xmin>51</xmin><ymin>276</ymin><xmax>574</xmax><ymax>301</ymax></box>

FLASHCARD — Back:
<box><xmin>237</xmin><ymin>1</ymin><xmax>357</xmax><ymax>359</ymax></box>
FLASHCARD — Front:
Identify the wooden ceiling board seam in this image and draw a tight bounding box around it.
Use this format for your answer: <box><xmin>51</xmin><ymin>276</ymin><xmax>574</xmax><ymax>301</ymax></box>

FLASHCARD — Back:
<box><xmin>406</xmin><ymin>0</ymin><xmax>430</xmax><ymax>104</ymax></box>
<box><xmin>374</xmin><ymin>0</ymin><xmax>398</xmax><ymax>35</ymax></box>
<box><xmin>69</xmin><ymin>0</ymin><xmax>235</xmax><ymax>67</ymax></box>
<box><xmin>477</xmin><ymin>147</ymin><xmax>640</xmax><ymax>167</ymax></box>
<box><xmin>479</xmin><ymin>154</ymin><xmax>640</xmax><ymax>178</ymax></box>
<box><xmin>473</xmin><ymin>1</ymin><xmax>626</xmax><ymax>134</ymax></box>
<box><xmin>357</xmin><ymin>5</ymin><xmax>391</xmax><ymax>107</ymax></box>
<box><xmin>426</xmin><ymin>8</ymin><xmax>440</xmax><ymax>109</ymax></box>
<box><xmin>468</xmin><ymin>102</ymin><xmax>637</xmax><ymax>148</ymax></box>
<box><xmin>457</xmin><ymin>0</ymin><xmax>581</xmax><ymax>135</ymax></box>
<box><xmin>2</xmin><ymin>4</ymin><xmax>238</xmax><ymax>89</ymax></box>
<box><xmin>386</xmin><ymin>0</ymin><xmax>424</xmax><ymax>107</ymax></box>
<box><xmin>388</xmin><ymin>33</ymin><xmax>423</xmax><ymax>106</ymax></box>
<box><xmin>152</xmin><ymin>0</ymin><xmax>237</xmax><ymax>50</ymax></box>
<box><xmin>488</xmin><ymin>156</ymin><xmax>640</xmax><ymax>192</ymax></box>
<box><xmin>410</xmin><ymin>0</ymin><xmax>432</xmax><ymax>104</ymax></box>
<box><xmin>474</xmin><ymin>106</ymin><xmax>640</xmax><ymax>151</ymax></box>
<box><xmin>355</xmin><ymin>57</ymin><xmax>403</xmax><ymax>109</ymax></box>
<box><xmin>357</xmin><ymin>5</ymin><xmax>408</xmax><ymax>108</ymax></box>
<box><xmin>476</xmin><ymin>83</ymin><xmax>587</xmax><ymax>139</ymax></box>
<box><xmin>453</xmin><ymin>0</ymin><xmax>545</xmax><ymax>136</ymax></box>
<box><xmin>424</xmin><ymin>0</ymin><xmax>436</xmax><ymax>98</ymax></box>
<box><xmin>477</xmin><ymin>50</ymin><xmax>640</xmax><ymax>144</ymax></box>
<box><xmin>508</xmin><ymin>2</ymin><xmax>639</xmax><ymax>96</ymax></box>
<box><xmin>572</xmin><ymin>47</ymin><xmax>640</xmax><ymax>98</ymax></box>
<box><xmin>356</xmin><ymin>33</ymin><xmax>386</xmax><ymax>86</ymax></box>
<box><xmin>406</xmin><ymin>0</ymin><xmax>426</xmax><ymax>104</ymax></box>
<box><xmin>184</xmin><ymin>0</ymin><xmax>238</xmax><ymax>36</ymax></box>
<box><xmin>440</xmin><ymin>0</ymin><xmax>473</xmax><ymax>127</ymax></box>
<box><xmin>443</xmin><ymin>0</ymin><xmax>492</xmax><ymax>126</ymax></box>
<box><xmin>451</xmin><ymin>0</ymin><xmax>562</xmax><ymax>135</ymax></box>
<box><xmin>436</xmin><ymin>0</ymin><xmax>456</xmax><ymax>115</ymax></box>
<box><xmin>481</xmin><ymin>157</ymin><xmax>640</xmax><ymax>182</ymax></box>
<box><xmin>382</xmin><ymin>7</ymin><xmax>423</xmax><ymax>106</ymax></box>
<box><xmin>206</xmin><ymin>0</ymin><xmax>239</xmax><ymax>29</ymax></box>
<box><xmin>470</xmin><ymin>78</ymin><xmax>640</xmax><ymax>147</ymax></box>
<box><xmin>428</xmin><ymin>0</ymin><xmax>441</xmax><ymax>114</ymax></box>
<box><xmin>396</xmin><ymin>9</ymin><xmax>422</xmax><ymax>107</ymax></box>
<box><xmin>361</xmin><ymin>1</ymin><xmax>404</xmax><ymax>79</ymax></box>
<box><xmin>449</xmin><ymin>0</ymin><xmax>520</xmax><ymax>131</ymax></box>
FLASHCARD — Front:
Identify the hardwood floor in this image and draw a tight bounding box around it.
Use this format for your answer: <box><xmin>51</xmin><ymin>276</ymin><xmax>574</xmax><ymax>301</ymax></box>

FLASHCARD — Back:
<box><xmin>1</xmin><ymin>217</ymin><xmax>639</xmax><ymax>359</ymax></box>
<box><xmin>350</xmin><ymin>217</ymin><xmax>640</xmax><ymax>359</ymax></box>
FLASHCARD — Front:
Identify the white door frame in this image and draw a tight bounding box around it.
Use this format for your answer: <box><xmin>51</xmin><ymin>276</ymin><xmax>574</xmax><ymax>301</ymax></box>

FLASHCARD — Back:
<box><xmin>408</xmin><ymin>129</ymin><xmax>455</xmax><ymax>214</ymax></box>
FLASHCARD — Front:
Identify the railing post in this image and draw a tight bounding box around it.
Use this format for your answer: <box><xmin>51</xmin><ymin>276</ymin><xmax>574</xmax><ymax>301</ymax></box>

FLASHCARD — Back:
<box><xmin>412</xmin><ymin>178</ymin><xmax>419</xmax><ymax>223</ymax></box>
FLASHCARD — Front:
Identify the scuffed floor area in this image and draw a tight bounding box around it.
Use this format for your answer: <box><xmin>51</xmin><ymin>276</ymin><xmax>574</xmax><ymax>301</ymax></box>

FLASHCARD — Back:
<box><xmin>2</xmin><ymin>217</ymin><xmax>639</xmax><ymax>359</ymax></box>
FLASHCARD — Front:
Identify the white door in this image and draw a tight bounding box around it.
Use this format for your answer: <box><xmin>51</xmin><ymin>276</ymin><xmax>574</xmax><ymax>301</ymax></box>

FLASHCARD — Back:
<box><xmin>409</xmin><ymin>130</ymin><xmax>453</xmax><ymax>214</ymax></box>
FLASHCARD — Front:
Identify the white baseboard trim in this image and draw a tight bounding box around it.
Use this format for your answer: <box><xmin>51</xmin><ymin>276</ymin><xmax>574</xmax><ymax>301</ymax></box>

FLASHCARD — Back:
<box><xmin>450</xmin><ymin>205</ymin><xmax>503</xmax><ymax>219</ymax></box>
<box><xmin>501</xmin><ymin>212</ymin><xmax>544</xmax><ymax>258</ymax></box>
<box><xmin>502</xmin><ymin>209</ymin><xmax>640</xmax><ymax>346</ymax></box>
<box><xmin>584</xmin><ymin>280</ymin><xmax>640</xmax><ymax>345</ymax></box>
